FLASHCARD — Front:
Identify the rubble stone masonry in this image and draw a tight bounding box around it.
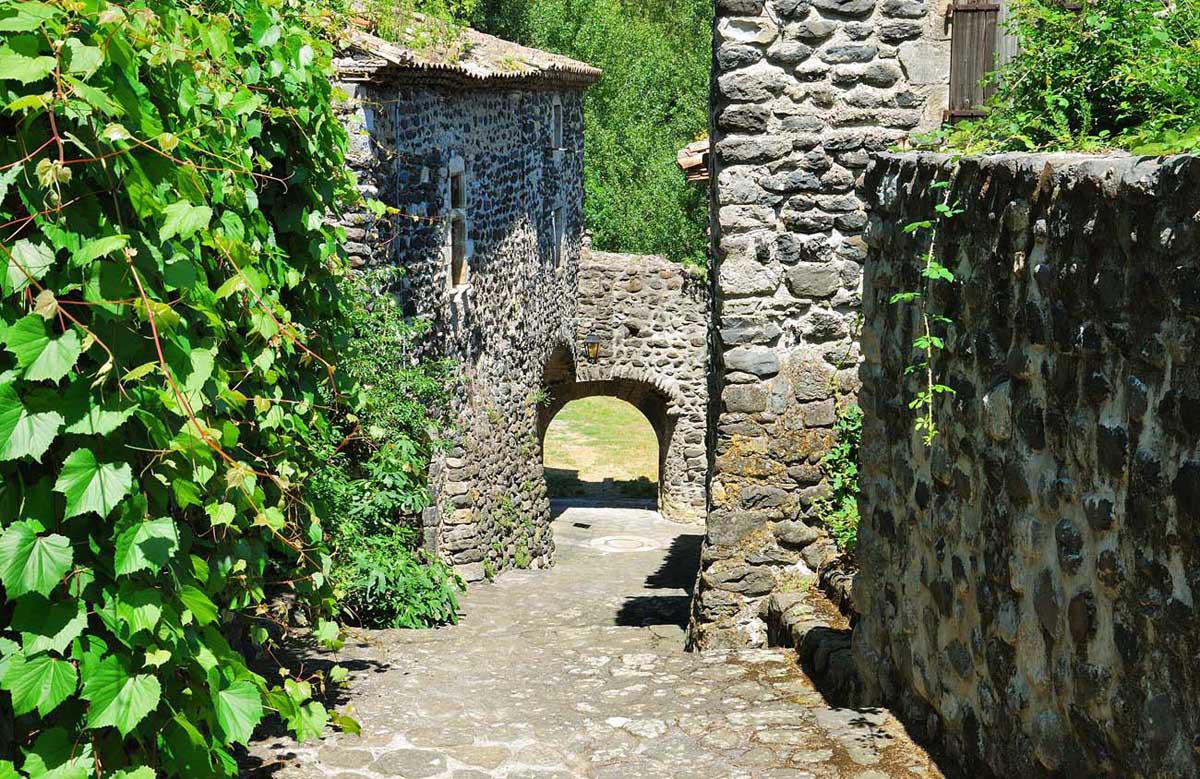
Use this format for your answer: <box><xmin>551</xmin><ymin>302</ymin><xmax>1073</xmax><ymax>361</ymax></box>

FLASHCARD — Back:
<box><xmin>693</xmin><ymin>0</ymin><xmax>950</xmax><ymax>647</ymax></box>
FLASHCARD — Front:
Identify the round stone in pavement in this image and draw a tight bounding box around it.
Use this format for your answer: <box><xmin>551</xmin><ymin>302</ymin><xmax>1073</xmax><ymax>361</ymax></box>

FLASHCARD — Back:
<box><xmin>370</xmin><ymin>750</ymin><xmax>448</xmax><ymax>778</ymax></box>
<box><xmin>246</xmin><ymin>506</ymin><xmax>945</xmax><ymax>779</ymax></box>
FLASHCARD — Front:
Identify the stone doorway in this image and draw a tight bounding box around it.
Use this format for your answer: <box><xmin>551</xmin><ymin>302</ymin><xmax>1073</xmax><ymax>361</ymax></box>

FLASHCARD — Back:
<box><xmin>541</xmin><ymin>396</ymin><xmax>660</xmax><ymax>507</ymax></box>
<box><xmin>538</xmin><ymin>342</ymin><xmax>703</xmax><ymax>522</ymax></box>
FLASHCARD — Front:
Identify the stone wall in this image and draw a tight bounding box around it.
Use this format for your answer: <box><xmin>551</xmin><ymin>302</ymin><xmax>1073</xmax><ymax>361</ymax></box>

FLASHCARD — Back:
<box><xmin>541</xmin><ymin>250</ymin><xmax>710</xmax><ymax>522</ymax></box>
<box><xmin>693</xmin><ymin>0</ymin><xmax>950</xmax><ymax>647</ymax></box>
<box><xmin>855</xmin><ymin>152</ymin><xmax>1200</xmax><ymax>777</ymax></box>
<box><xmin>337</xmin><ymin>76</ymin><xmax>588</xmax><ymax>581</ymax></box>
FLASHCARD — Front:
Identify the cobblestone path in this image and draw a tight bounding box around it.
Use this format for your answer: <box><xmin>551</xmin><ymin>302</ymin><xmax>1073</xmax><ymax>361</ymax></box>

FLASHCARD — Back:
<box><xmin>247</xmin><ymin>505</ymin><xmax>945</xmax><ymax>779</ymax></box>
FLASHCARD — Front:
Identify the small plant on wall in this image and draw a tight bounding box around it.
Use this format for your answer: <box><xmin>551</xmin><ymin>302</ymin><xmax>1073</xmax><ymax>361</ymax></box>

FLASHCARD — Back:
<box><xmin>890</xmin><ymin>177</ymin><xmax>963</xmax><ymax>446</ymax></box>
<box><xmin>817</xmin><ymin>404</ymin><xmax>863</xmax><ymax>554</ymax></box>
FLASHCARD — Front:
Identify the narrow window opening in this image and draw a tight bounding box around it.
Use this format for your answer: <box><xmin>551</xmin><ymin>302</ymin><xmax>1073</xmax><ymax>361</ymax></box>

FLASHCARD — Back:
<box><xmin>450</xmin><ymin>170</ymin><xmax>466</xmax><ymax>210</ymax></box>
<box><xmin>552</xmin><ymin>207</ymin><xmax>565</xmax><ymax>269</ymax></box>
<box><xmin>551</xmin><ymin>100</ymin><xmax>563</xmax><ymax>150</ymax></box>
<box><xmin>451</xmin><ymin>216</ymin><xmax>468</xmax><ymax>288</ymax></box>
<box><xmin>447</xmin><ymin>162</ymin><xmax>469</xmax><ymax>291</ymax></box>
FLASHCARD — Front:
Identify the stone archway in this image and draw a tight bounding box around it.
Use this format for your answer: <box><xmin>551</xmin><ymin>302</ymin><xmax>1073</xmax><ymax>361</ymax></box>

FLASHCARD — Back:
<box><xmin>538</xmin><ymin>341</ymin><xmax>705</xmax><ymax>521</ymax></box>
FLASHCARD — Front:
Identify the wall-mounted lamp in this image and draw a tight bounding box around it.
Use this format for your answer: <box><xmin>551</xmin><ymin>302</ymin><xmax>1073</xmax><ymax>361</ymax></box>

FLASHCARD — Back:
<box><xmin>583</xmin><ymin>332</ymin><xmax>602</xmax><ymax>362</ymax></box>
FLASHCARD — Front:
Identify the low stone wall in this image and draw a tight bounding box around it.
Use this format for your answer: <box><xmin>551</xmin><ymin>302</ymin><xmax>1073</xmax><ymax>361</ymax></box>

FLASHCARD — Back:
<box><xmin>855</xmin><ymin>152</ymin><xmax>1200</xmax><ymax>777</ymax></box>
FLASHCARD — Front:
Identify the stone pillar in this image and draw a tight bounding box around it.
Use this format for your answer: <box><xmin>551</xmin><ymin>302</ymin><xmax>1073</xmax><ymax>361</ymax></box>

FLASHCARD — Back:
<box><xmin>690</xmin><ymin>0</ymin><xmax>949</xmax><ymax>648</ymax></box>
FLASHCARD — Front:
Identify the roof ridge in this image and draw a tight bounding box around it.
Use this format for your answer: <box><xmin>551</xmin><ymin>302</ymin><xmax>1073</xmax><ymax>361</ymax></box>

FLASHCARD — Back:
<box><xmin>336</xmin><ymin>16</ymin><xmax>601</xmax><ymax>89</ymax></box>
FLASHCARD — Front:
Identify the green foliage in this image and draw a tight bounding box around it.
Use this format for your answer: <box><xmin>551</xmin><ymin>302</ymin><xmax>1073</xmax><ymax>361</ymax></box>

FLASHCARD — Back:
<box><xmin>473</xmin><ymin>0</ymin><xmax>711</xmax><ymax>267</ymax></box>
<box><xmin>360</xmin><ymin>0</ymin><xmax>480</xmax><ymax>57</ymax></box>
<box><xmin>946</xmin><ymin>0</ymin><xmax>1200</xmax><ymax>153</ymax></box>
<box><xmin>889</xmin><ymin>179</ymin><xmax>960</xmax><ymax>446</ymax></box>
<box><xmin>0</xmin><ymin>0</ymin><xmax>359</xmax><ymax>773</ymax></box>
<box><xmin>312</xmin><ymin>269</ymin><xmax>464</xmax><ymax>630</ymax></box>
<box><xmin>816</xmin><ymin>404</ymin><xmax>862</xmax><ymax>554</ymax></box>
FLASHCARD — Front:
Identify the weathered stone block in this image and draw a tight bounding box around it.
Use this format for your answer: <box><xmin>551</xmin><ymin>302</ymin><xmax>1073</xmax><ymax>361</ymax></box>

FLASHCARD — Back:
<box><xmin>724</xmin><ymin>383</ymin><xmax>771</xmax><ymax>413</ymax></box>
<box><xmin>812</xmin><ymin>0</ymin><xmax>876</xmax><ymax>16</ymax></box>
<box><xmin>786</xmin><ymin>262</ymin><xmax>844</xmax><ymax>298</ymax></box>
<box><xmin>725</xmin><ymin>346</ymin><xmax>782</xmax><ymax>377</ymax></box>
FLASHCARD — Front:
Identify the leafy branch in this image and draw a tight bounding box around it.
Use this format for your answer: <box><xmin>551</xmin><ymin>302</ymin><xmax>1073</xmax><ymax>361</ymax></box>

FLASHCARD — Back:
<box><xmin>889</xmin><ymin>175</ymin><xmax>962</xmax><ymax>446</ymax></box>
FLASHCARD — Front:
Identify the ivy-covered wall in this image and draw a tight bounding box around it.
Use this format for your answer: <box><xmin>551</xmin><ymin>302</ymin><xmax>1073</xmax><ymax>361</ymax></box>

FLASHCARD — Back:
<box><xmin>856</xmin><ymin>152</ymin><xmax>1200</xmax><ymax>777</ymax></box>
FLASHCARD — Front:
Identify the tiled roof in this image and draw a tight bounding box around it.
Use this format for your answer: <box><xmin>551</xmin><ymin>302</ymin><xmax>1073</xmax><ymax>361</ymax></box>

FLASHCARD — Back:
<box><xmin>676</xmin><ymin>139</ymin><xmax>710</xmax><ymax>183</ymax></box>
<box><xmin>335</xmin><ymin>18</ymin><xmax>602</xmax><ymax>89</ymax></box>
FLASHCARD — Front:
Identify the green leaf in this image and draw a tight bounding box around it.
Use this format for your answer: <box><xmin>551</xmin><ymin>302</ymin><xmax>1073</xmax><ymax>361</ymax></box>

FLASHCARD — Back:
<box><xmin>313</xmin><ymin>619</ymin><xmax>339</xmax><ymax>647</ymax></box>
<box><xmin>73</xmin><ymin>234</ymin><xmax>129</xmax><ymax>267</ymax></box>
<box><xmin>13</xmin><ymin>596</ymin><xmax>87</xmax><ymax>654</ymax></box>
<box><xmin>2</xmin><ymin>651</ymin><xmax>77</xmax><ymax>716</ymax></box>
<box><xmin>62</xmin><ymin>385</ymin><xmax>138</xmax><ymax>436</ymax></box>
<box><xmin>0</xmin><ymin>382</ymin><xmax>63</xmax><ymax>461</ymax></box>
<box><xmin>5</xmin><ymin>315</ymin><xmax>81</xmax><ymax>383</ymax></box>
<box><xmin>0</xmin><ymin>760</ymin><xmax>16</xmax><ymax>779</ymax></box>
<box><xmin>331</xmin><ymin>709</ymin><xmax>361</xmax><ymax>736</ymax></box>
<box><xmin>292</xmin><ymin>700</ymin><xmax>328</xmax><ymax>742</ymax></box>
<box><xmin>114</xmin><ymin>586</ymin><xmax>162</xmax><ymax>635</ymax></box>
<box><xmin>206</xmin><ymin>502</ymin><xmax>236</xmax><ymax>527</ymax></box>
<box><xmin>0</xmin><ymin>45</ymin><xmax>56</xmax><ymax>84</ymax></box>
<box><xmin>213</xmin><ymin>680</ymin><xmax>263</xmax><ymax>744</ymax></box>
<box><xmin>6</xmin><ymin>239</ymin><xmax>55</xmax><ymax>294</ymax></box>
<box><xmin>21</xmin><ymin>728</ymin><xmax>93</xmax><ymax>779</ymax></box>
<box><xmin>63</xmin><ymin>39</ymin><xmax>101</xmax><ymax>77</ymax></box>
<box><xmin>82</xmin><ymin>656</ymin><xmax>161</xmax><ymax>736</ymax></box>
<box><xmin>178</xmin><ymin>585</ymin><xmax>218</xmax><ymax>625</ymax></box>
<box><xmin>110</xmin><ymin>769</ymin><xmax>156</xmax><ymax>779</ymax></box>
<box><xmin>0</xmin><ymin>521</ymin><xmax>72</xmax><ymax>599</ymax></box>
<box><xmin>54</xmin><ymin>448</ymin><xmax>134</xmax><ymax>519</ymax></box>
<box><xmin>160</xmin><ymin>201</ymin><xmax>213</xmax><ymax>242</ymax></box>
<box><xmin>114</xmin><ymin>518</ymin><xmax>179</xmax><ymax>576</ymax></box>
<box><xmin>0</xmin><ymin>2</ymin><xmax>60</xmax><ymax>31</ymax></box>
<box><xmin>143</xmin><ymin>648</ymin><xmax>170</xmax><ymax>668</ymax></box>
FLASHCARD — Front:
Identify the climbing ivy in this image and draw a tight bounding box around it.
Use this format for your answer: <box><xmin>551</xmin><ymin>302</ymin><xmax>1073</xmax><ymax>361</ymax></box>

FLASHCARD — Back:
<box><xmin>0</xmin><ymin>0</ymin><xmax>360</xmax><ymax>774</ymax></box>
<box><xmin>890</xmin><ymin>177</ymin><xmax>962</xmax><ymax>446</ymax></box>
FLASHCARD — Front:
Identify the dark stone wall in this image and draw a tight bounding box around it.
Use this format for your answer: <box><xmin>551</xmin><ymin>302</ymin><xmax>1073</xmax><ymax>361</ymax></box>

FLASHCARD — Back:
<box><xmin>337</xmin><ymin>77</ymin><xmax>587</xmax><ymax>580</ymax></box>
<box><xmin>855</xmin><ymin>152</ymin><xmax>1200</xmax><ymax>778</ymax></box>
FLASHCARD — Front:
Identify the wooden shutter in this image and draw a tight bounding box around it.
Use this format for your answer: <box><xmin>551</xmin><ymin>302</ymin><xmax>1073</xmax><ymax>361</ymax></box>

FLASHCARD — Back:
<box><xmin>947</xmin><ymin>0</ymin><xmax>1001</xmax><ymax>119</ymax></box>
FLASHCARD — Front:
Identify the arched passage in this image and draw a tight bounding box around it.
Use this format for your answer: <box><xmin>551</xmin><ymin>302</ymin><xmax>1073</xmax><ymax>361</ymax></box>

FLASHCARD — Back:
<box><xmin>538</xmin><ymin>343</ymin><xmax>704</xmax><ymax>521</ymax></box>
<box><xmin>542</xmin><ymin>397</ymin><xmax>659</xmax><ymax>502</ymax></box>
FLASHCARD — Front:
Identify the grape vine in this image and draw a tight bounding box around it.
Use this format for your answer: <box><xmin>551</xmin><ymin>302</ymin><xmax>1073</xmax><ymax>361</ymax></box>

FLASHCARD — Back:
<box><xmin>0</xmin><ymin>0</ymin><xmax>362</xmax><ymax>774</ymax></box>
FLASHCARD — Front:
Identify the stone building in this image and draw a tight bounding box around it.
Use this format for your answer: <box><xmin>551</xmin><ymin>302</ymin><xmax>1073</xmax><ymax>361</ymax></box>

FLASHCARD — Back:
<box><xmin>334</xmin><ymin>26</ymin><xmax>600</xmax><ymax>580</ymax></box>
<box><xmin>333</xmin><ymin>24</ymin><xmax>711</xmax><ymax>580</ymax></box>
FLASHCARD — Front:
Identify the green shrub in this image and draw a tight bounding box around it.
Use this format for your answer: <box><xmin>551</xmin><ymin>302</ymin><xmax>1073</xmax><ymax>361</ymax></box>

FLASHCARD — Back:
<box><xmin>313</xmin><ymin>269</ymin><xmax>464</xmax><ymax>629</ymax></box>
<box><xmin>817</xmin><ymin>404</ymin><xmax>863</xmax><ymax>555</ymax></box>
<box><xmin>472</xmin><ymin>0</ymin><xmax>712</xmax><ymax>268</ymax></box>
<box><xmin>0</xmin><ymin>0</ymin><xmax>359</xmax><ymax>773</ymax></box>
<box><xmin>948</xmin><ymin>0</ymin><xmax>1200</xmax><ymax>153</ymax></box>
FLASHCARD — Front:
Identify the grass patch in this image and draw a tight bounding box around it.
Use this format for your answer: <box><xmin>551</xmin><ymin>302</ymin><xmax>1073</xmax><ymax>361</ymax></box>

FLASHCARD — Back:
<box><xmin>543</xmin><ymin>397</ymin><xmax>658</xmax><ymax>499</ymax></box>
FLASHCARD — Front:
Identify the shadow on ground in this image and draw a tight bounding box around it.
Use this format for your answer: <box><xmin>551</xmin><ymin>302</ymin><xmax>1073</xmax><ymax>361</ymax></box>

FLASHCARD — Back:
<box><xmin>545</xmin><ymin>466</ymin><xmax>657</xmax><ymax>500</ymax></box>
<box><xmin>615</xmin><ymin>532</ymin><xmax>702</xmax><ymax>629</ymax></box>
<box><xmin>238</xmin><ymin>637</ymin><xmax>391</xmax><ymax>777</ymax></box>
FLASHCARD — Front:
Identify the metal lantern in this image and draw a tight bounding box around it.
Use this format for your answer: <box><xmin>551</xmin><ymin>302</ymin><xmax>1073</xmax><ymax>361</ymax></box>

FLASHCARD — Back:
<box><xmin>583</xmin><ymin>332</ymin><xmax>602</xmax><ymax>362</ymax></box>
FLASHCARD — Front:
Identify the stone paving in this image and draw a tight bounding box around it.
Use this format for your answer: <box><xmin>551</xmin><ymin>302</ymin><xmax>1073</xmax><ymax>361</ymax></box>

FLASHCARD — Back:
<box><xmin>246</xmin><ymin>505</ymin><xmax>945</xmax><ymax>779</ymax></box>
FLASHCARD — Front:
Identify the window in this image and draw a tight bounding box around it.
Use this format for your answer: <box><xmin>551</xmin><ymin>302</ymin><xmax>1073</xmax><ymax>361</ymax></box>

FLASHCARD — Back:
<box><xmin>551</xmin><ymin>206</ymin><xmax>565</xmax><ymax>269</ymax></box>
<box><xmin>551</xmin><ymin>98</ymin><xmax>563</xmax><ymax>150</ymax></box>
<box><xmin>947</xmin><ymin>0</ymin><xmax>1018</xmax><ymax>121</ymax></box>
<box><xmin>450</xmin><ymin>170</ymin><xmax>466</xmax><ymax>210</ymax></box>
<box><xmin>446</xmin><ymin>158</ymin><xmax>469</xmax><ymax>291</ymax></box>
<box><xmin>451</xmin><ymin>216</ymin><xmax>468</xmax><ymax>288</ymax></box>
